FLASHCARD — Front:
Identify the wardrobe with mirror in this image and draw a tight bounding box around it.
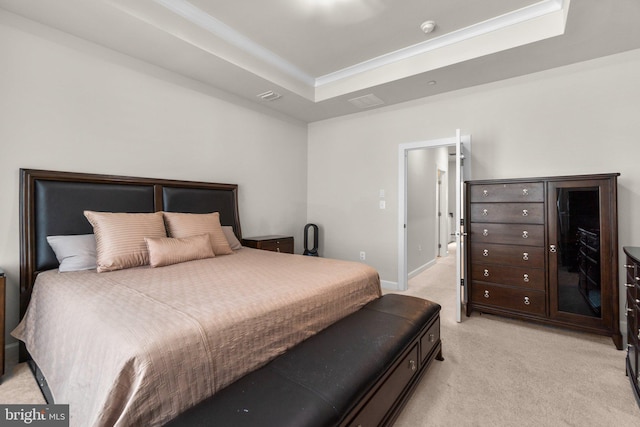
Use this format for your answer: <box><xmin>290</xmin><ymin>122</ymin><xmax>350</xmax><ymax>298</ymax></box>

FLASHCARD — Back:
<box><xmin>466</xmin><ymin>173</ymin><xmax>621</xmax><ymax>349</ymax></box>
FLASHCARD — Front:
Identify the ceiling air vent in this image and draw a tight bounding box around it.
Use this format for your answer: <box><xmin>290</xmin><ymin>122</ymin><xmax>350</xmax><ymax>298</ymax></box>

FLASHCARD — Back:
<box><xmin>257</xmin><ymin>90</ymin><xmax>282</xmax><ymax>101</ymax></box>
<box><xmin>348</xmin><ymin>94</ymin><xmax>385</xmax><ymax>109</ymax></box>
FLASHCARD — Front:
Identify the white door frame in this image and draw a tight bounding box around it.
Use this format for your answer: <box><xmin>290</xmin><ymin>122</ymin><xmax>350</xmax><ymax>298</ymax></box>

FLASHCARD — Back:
<box><xmin>397</xmin><ymin>131</ymin><xmax>471</xmax><ymax>291</ymax></box>
<box><xmin>436</xmin><ymin>168</ymin><xmax>448</xmax><ymax>258</ymax></box>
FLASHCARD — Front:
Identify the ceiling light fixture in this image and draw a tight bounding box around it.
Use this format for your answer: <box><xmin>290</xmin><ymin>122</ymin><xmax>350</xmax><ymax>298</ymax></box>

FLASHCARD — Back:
<box><xmin>420</xmin><ymin>20</ymin><xmax>436</xmax><ymax>34</ymax></box>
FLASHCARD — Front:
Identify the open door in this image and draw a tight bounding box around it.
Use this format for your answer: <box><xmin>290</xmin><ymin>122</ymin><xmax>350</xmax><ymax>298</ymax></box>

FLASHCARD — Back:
<box><xmin>455</xmin><ymin>130</ymin><xmax>471</xmax><ymax>322</ymax></box>
<box><xmin>398</xmin><ymin>130</ymin><xmax>471</xmax><ymax>317</ymax></box>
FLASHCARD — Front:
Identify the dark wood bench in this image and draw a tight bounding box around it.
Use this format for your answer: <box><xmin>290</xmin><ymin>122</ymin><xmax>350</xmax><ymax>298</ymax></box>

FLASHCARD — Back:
<box><xmin>165</xmin><ymin>294</ymin><xmax>442</xmax><ymax>427</ymax></box>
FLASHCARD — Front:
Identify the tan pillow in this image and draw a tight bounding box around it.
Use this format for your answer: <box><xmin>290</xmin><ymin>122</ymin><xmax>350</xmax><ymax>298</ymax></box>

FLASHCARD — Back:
<box><xmin>145</xmin><ymin>234</ymin><xmax>215</xmax><ymax>268</ymax></box>
<box><xmin>222</xmin><ymin>226</ymin><xmax>242</xmax><ymax>250</ymax></box>
<box><xmin>84</xmin><ymin>211</ymin><xmax>166</xmax><ymax>272</ymax></box>
<box><xmin>163</xmin><ymin>212</ymin><xmax>234</xmax><ymax>255</ymax></box>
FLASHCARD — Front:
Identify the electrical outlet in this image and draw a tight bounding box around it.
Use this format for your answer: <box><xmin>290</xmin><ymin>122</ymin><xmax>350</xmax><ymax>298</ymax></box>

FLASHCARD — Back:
<box><xmin>359</xmin><ymin>251</ymin><xmax>366</xmax><ymax>261</ymax></box>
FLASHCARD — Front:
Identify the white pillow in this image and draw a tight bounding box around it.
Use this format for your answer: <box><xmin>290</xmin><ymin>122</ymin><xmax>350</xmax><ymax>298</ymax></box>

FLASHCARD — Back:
<box><xmin>222</xmin><ymin>226</ymin><xmax>242</xmax><ymax>250</ymax></box>
<box><xmin>46</xmin><ymin>234</ymin><xmax>97</xmax><ymax>272</ymax></box>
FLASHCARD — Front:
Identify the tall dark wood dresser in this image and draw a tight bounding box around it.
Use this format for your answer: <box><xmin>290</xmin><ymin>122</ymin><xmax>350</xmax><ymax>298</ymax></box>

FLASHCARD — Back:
<box><xmin>0</xmin><ymin>268</ymin><xmax>4</xmax><ymax>379</ymax></box>
<box><xmin>466</xmin><ymin>174</ymin><xmax>621</xmax><ymax>349</ymax></box>
<box><xmin>623</xmin><ymin>247</ymin><xmax>640</xmax><ymax>408</ymax></box>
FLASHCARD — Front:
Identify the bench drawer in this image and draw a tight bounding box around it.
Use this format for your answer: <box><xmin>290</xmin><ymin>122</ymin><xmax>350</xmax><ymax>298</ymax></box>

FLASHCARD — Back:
<box><xmin>347</xmin><ymin>345</ymin><xmax>419</xmax><ymax>427</ymax></box>
<box><xmin>420</xmin><ymin>317</ymin><xmax>440</xmax><ymax>363</ymax></box>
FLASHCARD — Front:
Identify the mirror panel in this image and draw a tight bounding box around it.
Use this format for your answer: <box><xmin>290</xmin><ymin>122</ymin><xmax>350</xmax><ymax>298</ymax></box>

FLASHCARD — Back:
<box><xmin>555</xmin><ymin>187</ymin><xmax>601</xmax><ymax>318</ymax></box>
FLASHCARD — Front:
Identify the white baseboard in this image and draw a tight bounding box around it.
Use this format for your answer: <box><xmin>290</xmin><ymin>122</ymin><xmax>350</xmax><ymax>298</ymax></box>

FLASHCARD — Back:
<box><xmin>380</xmin><ymin>259</ymin><xmax>436</xmax><ymax>291</ymax></box>
<box><xmin>408</xmin><ymin>259</ymin><xmax>436</xmax><ymax>279</ymax></box>
<box><xmin>380</xmin><ymin>280</ymin><xmax>399</xmax><ymax>291</ymax></box>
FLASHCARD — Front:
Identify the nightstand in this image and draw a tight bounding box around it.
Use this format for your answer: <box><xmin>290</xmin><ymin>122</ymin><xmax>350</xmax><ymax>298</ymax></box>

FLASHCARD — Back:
<box><xmin>242</xmin><ymin>236</ymin><xmax>294</xmax><ymax>254</ymax></box>
<box><xmin>0</xmin><ymin>268</ymin><xmax>5</xmax><ymax>378</ymax></box>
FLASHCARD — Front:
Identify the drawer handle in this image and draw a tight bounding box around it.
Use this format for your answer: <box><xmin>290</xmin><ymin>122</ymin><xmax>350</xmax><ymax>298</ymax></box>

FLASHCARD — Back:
<box><xmin>482</xmin><ymin>209</ymin><xmax>488</xmax><ymax>216</ymax></box>
<box><xmin>483</xmin><ymin>229</ymin><xmax>489</xmax><ymax>237</ymax></box>
<box><xmin>550</xmin><ymin>244</ymin><xmax>557</xmax><ymax>253</ymax></box>
<box><xmin>483</xmin><ymin>190</ymin><xmax>488</xmax><ymax>197</ymax></box>
<box><xmin>522</xmin><ymin>209</ymin><xmax>528</xmax><ymax>216</ymax></box>
<box><xmin>483</xmin><ymin>249</ymin><xmax>489</xmax><ymax>256</ymax></box>
<box><xmin>626</xmin><ymin>283</ymin><xmax>634</xmax><ymax>288</ymax></box>
<box><xmin>522</xmin><ymin>231</ymin><xmax>529</xmax><ymax>239</ymax></box>
<box><xmin>523</xmin><ymin>252</ymin><xmax>529</xmax><ymax>261</ymax></box>
<box><xmin>483</xmin><ymin>269</ymin><xmax>489</xmax><ymax>277</ymax></box>
<box><xmin>484</xmin><ymin>290</ymin><xmax>490</xmax><ymax>298</ymax></box>
<box><xmin>409</xmin><ymin>359</ymin><xmax>417</xmax><ymax>371</ymax></box>
<box><xmin>524</xmin><ymin>296</ymin><xmax>531</xmax><ymax>305</ymax></box>
<box><xmin>624</xmin><ymin>264</ymin><xmax>634</xmax><ymax>268</ymax></box>
<box><xmin>522</xmin><ymin>189</ymin><xmax>529</xmax><ymax>196</ymax></box>
<box><xmin>523</xmin><ymin>274</ymin><xmax>530</xmax><ymax>283</ymax></box>
<box><xmin>276</xmin><ymin>248</ymin><xmax>280</xmax><ymax>253</ymax></box>
<box><xmin>429</xmin><ymin>333</ymin><xmax>436</xmax><ymax>343</ymax></box>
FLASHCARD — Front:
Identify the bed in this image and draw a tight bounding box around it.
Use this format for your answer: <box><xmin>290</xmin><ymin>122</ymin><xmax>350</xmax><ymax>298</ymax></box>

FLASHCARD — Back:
<box><xmin>14</xmin><ymin>169</ymin><xmax>381</xmax><ymax>427</ymax></box>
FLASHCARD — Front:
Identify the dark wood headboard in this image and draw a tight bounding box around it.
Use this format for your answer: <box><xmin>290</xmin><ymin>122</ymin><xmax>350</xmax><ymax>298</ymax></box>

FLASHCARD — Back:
<box><xmin>19</xmin><ymin>169</ymin><xmax>242</xmax><ymax>320</ymax></box>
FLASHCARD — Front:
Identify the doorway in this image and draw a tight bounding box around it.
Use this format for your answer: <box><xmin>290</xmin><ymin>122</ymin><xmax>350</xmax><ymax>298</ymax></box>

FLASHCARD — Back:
<box><xmin>398</xmin><ymin>130</ymin><xmax>471</xmax><ymax>321</ymax></box>
<box><xmin>437</xmin><ymin>168</ymin><xmax>448</xmax><ymax>258</ymax></box>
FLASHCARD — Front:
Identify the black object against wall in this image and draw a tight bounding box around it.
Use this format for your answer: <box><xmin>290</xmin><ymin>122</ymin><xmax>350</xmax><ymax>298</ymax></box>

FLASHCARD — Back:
<box><xmin>303</xmin><ymin>223</ymin><xmax>319</xmax><ymax>256</ymax></box>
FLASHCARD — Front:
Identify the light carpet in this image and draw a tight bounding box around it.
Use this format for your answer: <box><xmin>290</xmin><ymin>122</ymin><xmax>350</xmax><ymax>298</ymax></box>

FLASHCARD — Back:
<box><xmin>1</xmin><ymin>249</ymin><xmax>639</xmax><ymax>426</ymax></box>
<box><xmin>389</xmin><ymin>247</ymin><xmax>639</xmax><ymax>426</ymax></box>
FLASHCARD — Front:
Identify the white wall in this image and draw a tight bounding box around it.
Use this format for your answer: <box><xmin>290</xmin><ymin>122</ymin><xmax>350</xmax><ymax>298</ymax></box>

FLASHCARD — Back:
<box><xmin>4</xmin><ymin>8</ymin><xmax>640</xmax><ymax>358</ymax></box>
<box><xmin>308</xmin><ymin>48</ymin><xmax>640</xmax><ymax>293</ymax></box>
<box><xmin>447</xmin><ymin>157</ymin><xmax>456</xmax><ymax>243</ymax></box>
<box><xmin>0</xmin><ymin>13</ymin><xmax>308</xmax><ymax>351</ymax></box>
<box><xmin>406</xmin><ymin>146</ymin><xmax>448</xmax><ymax>275</ymax></box>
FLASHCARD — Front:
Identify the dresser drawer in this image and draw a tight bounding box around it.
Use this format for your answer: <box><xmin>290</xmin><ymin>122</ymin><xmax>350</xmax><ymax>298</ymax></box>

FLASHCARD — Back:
<box><xmin>628</xmin><ymin>289</ymin><xmax>638</xmax><ymax>337</ymax></box>
<box><xmin>420</xmin><ymin>317</ymin><xmax>440</xmax><ymax>363</ymax></box>
<box><xmin>470</xmin><ymin>223</ymin><xmax>544</xmax><ymax>246</ymax></box>
<box><xmin>625</xmin><ymin>261</ymin><xmax>639</xmax><ymax>300</ymax></box>
<box><xmin>242</xmin><ymin>236</ymin><xmax>294</xmax><ymax>253</ymax></box>
<box><xmin>258</xmin><ymin>238</ymin><xmax>294</xmax><ymax>253</ymax></box>
<box><xmin>471</xmin><ymin>283</ymin><xmax>546</xmax><ymax>316</ymax></box>
<box><xmin>469</xmin><ymin>182</ymin><xmax>544</xmax><ymax>203</ymax></box>
<box><xmin>472</xmin><ymin>264</ymin><xmax>545</xmax><ymax>290</ymax></box>
<box><xmin>470</xmin><ymin>203</ymin><xmax>544</xmax><ymax>224</ymax></box>
<box><xmin>628</xmin><ymin>332</ymin><xmax>639</xmax><ymax>388</ymax></box>
<box><xmin>0</xmin><ymin>272</ymin><xmax>4</xmax><ymax>378</ymax></box>
<box><xmin>471</xmin><ymin>243</ymin><xmax>544</xmax><ymax>268</ymax></box>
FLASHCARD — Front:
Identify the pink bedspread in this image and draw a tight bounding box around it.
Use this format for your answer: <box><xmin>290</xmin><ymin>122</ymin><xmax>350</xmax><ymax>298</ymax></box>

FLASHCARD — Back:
<box><xmin>13</xmin><ymin>248</ymin><xmax>381</xmax><ymax>426</ymax></box>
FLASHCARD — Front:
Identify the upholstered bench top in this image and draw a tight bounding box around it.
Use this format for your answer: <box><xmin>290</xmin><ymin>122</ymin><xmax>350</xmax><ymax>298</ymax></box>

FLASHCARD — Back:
<box><xmin>165</xmin><ymin>294</ymin><xmax>442</xmax><ymax>427</ymax></box>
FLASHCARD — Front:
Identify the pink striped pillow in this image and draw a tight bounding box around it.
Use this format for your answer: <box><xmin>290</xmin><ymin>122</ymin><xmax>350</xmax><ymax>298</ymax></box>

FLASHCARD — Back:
<box><xmin>162</xmin><ymin>212</ymin><xmax>234</xmax><ymax>255</ymax></box>
<box><xmin>145</xmin><ymin>234</ymin><xmax>215</xmax><ymax>267</ymax></box>
<box><xmin>84</xmin><ymin>211</ymin><xmax>166</xmax><ymax>272</ymax></box>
